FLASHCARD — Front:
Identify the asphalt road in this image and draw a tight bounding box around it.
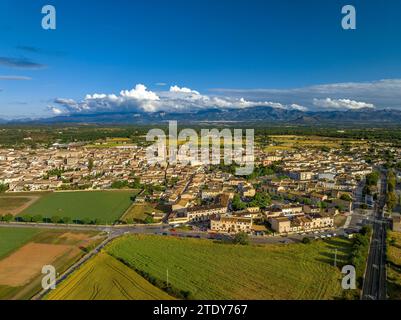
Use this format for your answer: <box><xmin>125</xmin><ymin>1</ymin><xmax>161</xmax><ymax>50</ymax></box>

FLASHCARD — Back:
<box><xmin>361</xmin><ymin>172</ymin><xmax>388</xmax><ymax>300</ymax></box>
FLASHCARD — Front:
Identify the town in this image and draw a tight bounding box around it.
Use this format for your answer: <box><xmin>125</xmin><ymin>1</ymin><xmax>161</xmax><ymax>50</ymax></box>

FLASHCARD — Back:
<box><xmin>1</xmin><ymin>134</ymin><xmax>399</xmax><ymax>238</ymax></box>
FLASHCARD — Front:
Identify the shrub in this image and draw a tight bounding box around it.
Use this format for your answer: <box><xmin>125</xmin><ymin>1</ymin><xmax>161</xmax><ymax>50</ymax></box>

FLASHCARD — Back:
<box><xmin>233</xmin><ymin>232</ymin><xmax>249</xmax><ymax>245</ymax></box>
<box><xmin>302</xmin><ymin>237</ymin><xmax>311</xmax><ymax>244</ymax></box>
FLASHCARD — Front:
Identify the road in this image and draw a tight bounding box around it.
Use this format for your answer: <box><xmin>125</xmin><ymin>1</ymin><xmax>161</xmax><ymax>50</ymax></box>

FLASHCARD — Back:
<box><xmin>361</xmin><ymin>171</ymin><xmax>388</xmax><ymax>300</ymax></box>
<box><xmin>0</xmin><ymin>219</ymin><xmax>344</xmax><ymax>245</ymax></box>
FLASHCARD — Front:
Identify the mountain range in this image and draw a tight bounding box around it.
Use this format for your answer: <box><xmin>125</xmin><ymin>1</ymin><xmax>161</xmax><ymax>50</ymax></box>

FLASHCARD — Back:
<box><xmin>3</xmin><ymin>106</ymin><xmax>401</xmax><ymax>125</ymax></box>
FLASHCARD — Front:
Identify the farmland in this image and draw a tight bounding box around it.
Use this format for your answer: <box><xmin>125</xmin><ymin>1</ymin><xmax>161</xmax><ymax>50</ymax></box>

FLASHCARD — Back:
<box><xmin>46</xmin><ymin>253</ymin><xmax>174</xmax><ymax>300</ymax></box>
<box><xmin>20</xmin><ymin>190</ymin><xmax>134</xmax><ymax>223</ymax></box>
<box><xmin>0</xmin><ymin>228</ymin><xmax>102</xmax><ymax>300</ymax></box>
<box><xmin>264</xmin><ymin>135</ymin><xmax>366</xmax><ymax>152</ymax></box>
<box><xmin>0</xmin><ymin>193</ymin><xmax>44</xmax><ymax>216</ymax></box>
<box><xmin>106</xmin><ymin>234</ymin><xmax>352</xmax><ymax>300</ymax></box>
<box><xmin>0</xmin><ymin>227</ymin><xmax>41</xmax><ymax>259</ymax></box>
<box><xmin>387</xmin><ymin>231</ymin><xmax>401</xmax><ymax>299</ymax></box>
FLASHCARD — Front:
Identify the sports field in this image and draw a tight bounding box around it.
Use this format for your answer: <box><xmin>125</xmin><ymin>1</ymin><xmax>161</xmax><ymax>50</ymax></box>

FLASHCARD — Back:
<box><xmin>106</xmin><ymin>235</ymin><xmax>352</xmax><ymax>300</ymax></box>
<box><xmin>46</xmin><ymin>253</ymin><xmax>174</xmax><ymax>300</ymax></box>
<box><xmin>20</xmin><ymin>191</ymin><xmax>134</xmax><ymax>223</ymax></box>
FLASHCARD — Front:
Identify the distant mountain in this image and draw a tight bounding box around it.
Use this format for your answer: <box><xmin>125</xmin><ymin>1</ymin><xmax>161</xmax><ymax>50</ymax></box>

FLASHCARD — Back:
<box><xmin>6</xmin><ymin>106</ymin><xmax>401</xmax><ymax>125</ymax></box>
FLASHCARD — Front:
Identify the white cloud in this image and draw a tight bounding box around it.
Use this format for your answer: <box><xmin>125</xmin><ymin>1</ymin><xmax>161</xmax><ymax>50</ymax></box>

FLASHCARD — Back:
<box><xmin>210</xmin><ymin>79</ymin><xmax>401</xmax><ymax>110</ymax></box>
<box><xmin>48</xmin><ymin>106</ymin><xmax>64</xmax><ymax>115</ymax></box>
<box><xmin>119</xmin><ymin>84</ymin><xmax>159</xmax><ymax>101</ymax></box>
<box><xmin>313</xmin><ymin>98</ymin><xmax>375</xmax><ymax>110</ymax></box>
<box><xmin>169</xmin><ymin>85</ymin><xmax>200</xmax><ymax>95</ymax></box>
<box><xmin>290</xmin><ymin>104</ymin><xmax>308</xmax><ymax>111</ymax></box>
<box><xmin>53</xmin><ymin>83</ymin><xmax>305</xmax><ymax>115</ymax></box>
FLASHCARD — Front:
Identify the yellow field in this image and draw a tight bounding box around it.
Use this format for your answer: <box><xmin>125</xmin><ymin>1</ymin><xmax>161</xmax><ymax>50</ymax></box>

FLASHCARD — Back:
<box><xmin>46</xmin><ymin>253</ymin><xmax>174</xmax><ymax>300</ymax></box>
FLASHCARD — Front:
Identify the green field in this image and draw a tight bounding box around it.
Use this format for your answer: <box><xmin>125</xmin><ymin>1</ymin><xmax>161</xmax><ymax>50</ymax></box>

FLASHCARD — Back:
<box><xmin>46</xmin><ymin>253</ymin><xmax>174</xmax><ymax>300</ymax></box>
<box><xmin>387</xmin><ymin>231</ymin><xmax>401</xmax><ymax>299</ymax></box>
<box><xmin>20</xmin><ymin>191</ymin><xmax>134</xmax><ymax>223</ymax></box>
<box><xmin>106</xmin><ymin>234</ymin><xmax>352</xmax><ymax>300</ymax></box>
<box><xmin>0</xmin><ymin>227</ymin><xmax>41</xmax><ymax>259</ymax></box>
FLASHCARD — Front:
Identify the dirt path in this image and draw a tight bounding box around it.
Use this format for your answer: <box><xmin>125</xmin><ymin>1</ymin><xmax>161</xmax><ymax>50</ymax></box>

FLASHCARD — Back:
<box><xmin>0</xmin><ymin>196</ymin><xmax>41</xmax><ymax>216</ymax></box>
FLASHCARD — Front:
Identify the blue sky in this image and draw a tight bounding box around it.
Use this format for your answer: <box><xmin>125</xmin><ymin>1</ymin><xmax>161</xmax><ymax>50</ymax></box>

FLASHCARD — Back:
<box><xmin>1</xmin><ymin>0</ymin><xmax>401</xmax><ymax>118</ymax></box>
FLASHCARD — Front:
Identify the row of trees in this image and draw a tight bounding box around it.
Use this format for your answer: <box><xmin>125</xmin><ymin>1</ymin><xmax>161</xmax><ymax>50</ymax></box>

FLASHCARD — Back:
<box><xmin>350</xmin><ymin>226</ymin><xmax>372</xmax><ymax>288</ymax></box>
<box><xmin>14</xmin><ymin>214</ymin><xmax>106</xmax><ymax>225</ymax></box>
<box><xmin>0</xmin><ymin>213</ymin><xmax>111</xmax><ymax>225</ymax></box>
<box><xmin>386</xmin><ymin>170</ymin><xmax>398</xmax><ymax>212</ymax></box>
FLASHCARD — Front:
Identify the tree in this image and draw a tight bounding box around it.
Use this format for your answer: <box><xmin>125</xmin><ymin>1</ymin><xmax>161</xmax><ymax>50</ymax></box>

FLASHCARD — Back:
<box><xmin>232</xmin><ymin>194</ymin><xmax>246</xmax><ymax>211</ymax></box>
<box><xmin>2</xmin><ymin>214</ymin><xmax>13</xmax><ymax>222</ymax></box>
<box><xmin>302</xmin><ymin>237</ymin><xmax>311</xmax><ymax>244</ymax></box>
<box><xmin>82</xmin><ymin>217</ymin><xmax>92</xmax><ymax>225</ymax></box>
<box><xmin>51</xmin><ymin>215</ymin><xmax>61</xmax><ymax>223</ymax></box>
<box><xmin>22</xmin><ymin>214</ymin><xmax>32</xmax><ymax>222</ymax></box>
<box><xmin>62</xmin><ymin>216</ymin><xmax>71</xmax><ymax>224</ymax></box>
<box><xmin>386</xmin><ymin>170</ymin><xmax>397</xmax><ymax>212</ymax></box>
<box><xmin>340</xmin><ymin>194</ymin><xmax>353</xmax><ymax>202</ymax></box>
<box><xmin>0</xmin><ymin>183</ymin><xmax>9</xmax><ymax>193</ymax></box>
<box><xmin>360</xmin><ymin>225</ymin><xmax>372</xmax><ymax>237</ymax></box>
<box><xmin>88</xmin><ymin>158</ymin><xmax>94</xmax><ymax>171</ymax></box>
<box><xmin>144</xmin><ymin>215</ymin><xmax>154</xmax><ymax>224</ymax></box>
<box><xmin>111</xmin><ymin>180</ymin><xmax>129</xmax><ymax>189</ymax></box>
<box><xmin>31</xmin><ymin>215</ymin><xmax>43</xmax><ymax>223</ymax></box>
<box><xmin>366</xmin><ymin>171</ymin><xmax>380</xmax><ymax>186</ymax></box>
<box><xmin>233</xmin><ymin>232</ymin><xmax>249</xmax><ymax>245</ymax></box>
<box><xmin>249</xmin><ymin>191</ymin><xmax>271</xmax><ymax>209</ymax></box>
